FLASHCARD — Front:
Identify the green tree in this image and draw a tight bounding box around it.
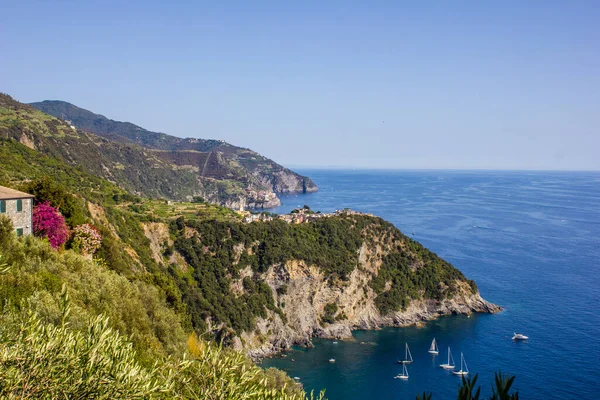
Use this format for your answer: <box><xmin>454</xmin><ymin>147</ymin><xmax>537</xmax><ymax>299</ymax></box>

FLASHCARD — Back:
<box><xmin>26</xmin><ymin>176</ymin><xmax>87</xmax><ymax>226</ymax></box>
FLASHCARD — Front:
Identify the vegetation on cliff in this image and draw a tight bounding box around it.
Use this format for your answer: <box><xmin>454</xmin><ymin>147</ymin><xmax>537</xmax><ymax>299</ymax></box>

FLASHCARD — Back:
<box><xmin>172</xmin><ymin>214</ymin><xmax>477</xmax><ymax>339</ymax></box>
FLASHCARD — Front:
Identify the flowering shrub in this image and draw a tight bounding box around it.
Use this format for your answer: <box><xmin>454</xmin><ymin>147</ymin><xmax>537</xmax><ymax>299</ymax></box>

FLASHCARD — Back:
<box><xmin>32</xmin><ymin>202</ymin><xmax>69</xmax><ymax>248</ymax></box>
<box><xmin>71</xmin><ymin>224</ymin><xmax>102</xmax><ymax>256</ymax></box>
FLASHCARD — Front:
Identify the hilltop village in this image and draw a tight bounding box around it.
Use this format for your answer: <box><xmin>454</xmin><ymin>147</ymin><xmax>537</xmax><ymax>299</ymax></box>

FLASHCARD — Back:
<box><xmin>242</xmin><ymin>206</ymin><xmax>373</xmax><ymax>224</ymax></box>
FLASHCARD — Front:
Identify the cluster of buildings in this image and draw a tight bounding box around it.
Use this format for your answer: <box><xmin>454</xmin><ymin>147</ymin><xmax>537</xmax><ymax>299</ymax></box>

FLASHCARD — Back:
<box><xmin>0</xmin><ymin>185</ymin><xmax>34</xmax><ymax>236</ymax></box>
<box><xmin>242</xmin><ymin>207</ymin><xmax>372</xmax><ymax>224</ymax></box>
<box><xmin>245</xmin><ymin>188</ymin><xmax>278</xmax><ymax>203</ymax></box>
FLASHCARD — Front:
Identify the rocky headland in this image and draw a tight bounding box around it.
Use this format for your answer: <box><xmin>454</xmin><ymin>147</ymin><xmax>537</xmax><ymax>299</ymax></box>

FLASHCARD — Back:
<box><xmin>220</xmin><ymin>209</ymin><xmax>502</xmax><ymax>359</ymax></box>
<box><xmin>237</xmin><ymin>250</ymin><xmax>501</xmax><ymax>360</ymax></box>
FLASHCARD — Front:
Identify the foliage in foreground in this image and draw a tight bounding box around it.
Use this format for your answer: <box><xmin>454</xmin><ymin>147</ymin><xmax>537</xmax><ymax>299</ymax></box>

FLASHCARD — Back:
<box><xmin>0</xmin><ymin>217</ymin><xmax>186</xmax><ymax>363</ymax></box>
<box><xmin>416</xmin><ymin>372</ymin><xmax>519</xmax><ymax>400</ymax></box>
<box><xmin>0</xmin><ymin>309</ymin><xmax>323</xmax><ymax>399</ymax></box>
<box><xmin>0</xmin><ymin>249</ymin><xmax>324</xmax><ymax>400</ymax></box>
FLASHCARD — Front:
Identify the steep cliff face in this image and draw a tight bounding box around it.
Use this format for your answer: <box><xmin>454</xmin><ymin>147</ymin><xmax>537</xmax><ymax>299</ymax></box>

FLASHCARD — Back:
<box><xmin>233</xmin><ymin>247</ymin><xmax>500</xmax><ymax>359</ymax></box>
<box><xmin>161</xmin><ymin>211</ymin><xmax>501</xmax><ymax>359</ymax></box>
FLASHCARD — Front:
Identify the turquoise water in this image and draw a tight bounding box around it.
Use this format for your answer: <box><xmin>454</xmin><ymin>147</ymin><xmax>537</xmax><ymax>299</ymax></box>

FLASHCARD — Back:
<box><xmin>262</xmin><ymin>170</ymin><xmax>600</xmax><ymax>399</ymax></box>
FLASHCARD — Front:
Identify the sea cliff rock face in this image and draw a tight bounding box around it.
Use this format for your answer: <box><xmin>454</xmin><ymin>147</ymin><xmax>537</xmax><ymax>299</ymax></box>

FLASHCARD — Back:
<box><xmin>233</xmin><ymin>247</ymin><xmax>500</xmax><ymax>359</ymax></box>
<box><xmin>138</xmin><ymin>210</ymin><xmax>499</xmax><ymax>361</ymax></box>
<box><xmin>254</xmin><ymin>170</ymin><xmax>318</xmax><ymax>194</ymax></box>
<box><xmin>208</xmin><ymin>191</ymin><xmax>281</xmax><ymax>211</ymax></box>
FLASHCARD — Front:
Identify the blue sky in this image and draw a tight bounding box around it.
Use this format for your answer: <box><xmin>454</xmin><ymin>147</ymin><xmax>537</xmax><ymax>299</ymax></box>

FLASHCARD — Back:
<box><xmin>2</xmin><ymin>1</ymin><xmax>599</xmax><ymax>170</ymax></box>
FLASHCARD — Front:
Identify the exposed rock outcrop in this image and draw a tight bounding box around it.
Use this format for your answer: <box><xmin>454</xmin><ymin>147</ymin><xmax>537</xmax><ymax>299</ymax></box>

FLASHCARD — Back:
<box><xmin>235</xmin><ymin>255</ymin><xmax>500</xmax><ymax>360</ymax></box>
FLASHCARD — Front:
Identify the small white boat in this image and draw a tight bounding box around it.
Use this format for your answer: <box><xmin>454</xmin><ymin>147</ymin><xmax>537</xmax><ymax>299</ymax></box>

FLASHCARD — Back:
<box><xmin>452</xmin><ymin>353</ymin><xmax>469</xmax><ymax>376</ymax></box>
<box><xmin>294</xmin><ymin>377</ymin><xmax>300</xmax><ymax>380</ymax></box>
<box><xmin>439</xmin><ymin>347</ymin><xmax>455</xmax><ymax>370</ymax></box>
<box><xmin>512</xmin><ymin>333</ymin><xmax>529</xmax><ymax>340</ymax></box>
<box><xmin>428</xmin><ymin>338</ymin><xmax>439</xmax><ymax>355</ymax></box>
<box><xmin>329</xmin><ymin>358</ymin><xmax>336</xmax><ymax>363</ymax></box>
<box><xmin>397</xmin><ymin>343</ymin><xmax>413</xmax><ymax>364</ymax></box>
<box><xmin>332</xmin><ymin>341</ymin><xmax>338</xmax><ymax>344</ymax></box>
<box><xmin>394</xmin><ymin>363</ymin><xmax>409</xmax><ymax>380</ymax></box>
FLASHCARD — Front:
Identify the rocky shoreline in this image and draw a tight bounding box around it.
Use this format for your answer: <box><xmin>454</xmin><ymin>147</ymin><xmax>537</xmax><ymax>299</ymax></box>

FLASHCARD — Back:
<box><xmin>231</xmin><ymin>256</ymin><xmax>502</xmax><ymax>361</ymax></box>
<box><xmin>246</xmin><ymin>294</ymin><xmax>501</xmax><ymax>361</ymax></box>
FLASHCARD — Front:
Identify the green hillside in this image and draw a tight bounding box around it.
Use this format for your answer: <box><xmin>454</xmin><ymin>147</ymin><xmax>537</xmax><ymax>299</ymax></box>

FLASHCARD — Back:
<box><xmin>0</xmin><ymin>231</ymin><xmax>322</xmax><ymax>399</ymax></box>
<box><xmin>30</xmin><ymin>99</ymin><xmax>318</xmax><ymax>198</ymax></box>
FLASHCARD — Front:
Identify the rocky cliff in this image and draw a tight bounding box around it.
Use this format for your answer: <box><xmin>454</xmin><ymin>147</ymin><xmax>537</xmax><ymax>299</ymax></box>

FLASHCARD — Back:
<box><xmin>155</xmin><ymin>210</ymin><xmax>501</xmax><ymax>359</ymax></box>
<box><xmin>234</xmin><ymin>248</ymin><xmax>500</xmax><ymax>359</ymax></box>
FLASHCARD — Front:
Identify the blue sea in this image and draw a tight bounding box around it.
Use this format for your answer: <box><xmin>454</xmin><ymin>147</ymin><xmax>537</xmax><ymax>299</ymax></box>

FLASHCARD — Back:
<box><xmin>261</xmin><ymin>170</ymin><xmax>600</xmax><ymax>399</ymax></box>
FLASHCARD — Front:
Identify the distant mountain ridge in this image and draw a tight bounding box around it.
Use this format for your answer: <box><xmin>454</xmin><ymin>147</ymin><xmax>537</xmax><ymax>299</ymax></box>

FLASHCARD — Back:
<box><xmin>20</xmin><ymin>98</ymin><xmax>316</xmax><ymax>208</ymax></box>
<box><xmin>30</xmin><ymin>100</ymin><xmax>220</xmax><ymax>151</ymax></box>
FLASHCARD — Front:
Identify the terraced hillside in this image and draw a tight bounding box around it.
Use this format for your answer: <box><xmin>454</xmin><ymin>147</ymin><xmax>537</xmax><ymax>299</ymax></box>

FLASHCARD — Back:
<box><xmin>30</xmin><ymin>99</ymin><xmax>317</xmax><ymax>206</ymax></box>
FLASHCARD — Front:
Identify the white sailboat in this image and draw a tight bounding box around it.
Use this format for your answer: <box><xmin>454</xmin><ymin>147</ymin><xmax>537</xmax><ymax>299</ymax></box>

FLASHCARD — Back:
<box><xmin>452</xmin><ymin>352</ymin><xmax>469</xmax><ymax>376</ymax></box>
<box><xmin>428</xmin><ymin>338</ymin><xmax>439</xmax><ymax>355</ymax></box>
<box><xmin>439</xmin><ymin>347</ymin><xmax>455</xmax><ymax>370</ymax></box>
<box><xmin>397</xmin><ymin>343</ymin><xmax>413</xmax><ymax>364</ymax></box>
<box><xmin>394</xmin><ymin>363</ymin><xmax>409</xmax><ymax>380</ymax></box>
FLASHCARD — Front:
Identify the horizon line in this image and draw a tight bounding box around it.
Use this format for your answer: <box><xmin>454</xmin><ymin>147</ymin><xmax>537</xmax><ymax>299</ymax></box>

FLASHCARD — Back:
<box><xmin>286</xmin><ymin>166</ymin><xmax>600</xmax><ymax>173</ymax></box>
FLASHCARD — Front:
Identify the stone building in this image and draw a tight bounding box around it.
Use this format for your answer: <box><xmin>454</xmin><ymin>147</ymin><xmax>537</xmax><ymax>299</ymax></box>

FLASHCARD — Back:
<box><xmin>0</xmin><ymin>185</ymin><xmax>34</xmax><ymax>236</ymax></box>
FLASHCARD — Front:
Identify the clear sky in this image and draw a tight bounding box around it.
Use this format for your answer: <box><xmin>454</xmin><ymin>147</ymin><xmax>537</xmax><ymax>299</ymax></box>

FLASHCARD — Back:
<box><xmin>2</xmin><ymin>1</ymin><xmax>599</xmax><ymax>170</ymax></box>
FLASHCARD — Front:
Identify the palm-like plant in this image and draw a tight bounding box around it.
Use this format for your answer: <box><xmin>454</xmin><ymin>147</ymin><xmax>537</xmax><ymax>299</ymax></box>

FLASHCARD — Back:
<box><xmin>491</xmin><ymin>371</ymin><xmax>519</xmax><ymax>400</ymax></box>
<box><xmin>458</xmin><ymin>374</ymin><xmax>481</xmax><ymax>400</ymax></box>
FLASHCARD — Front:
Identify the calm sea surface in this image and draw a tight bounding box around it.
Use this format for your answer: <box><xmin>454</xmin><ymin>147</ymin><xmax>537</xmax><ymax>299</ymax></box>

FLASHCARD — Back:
<box><xmin>261</xmin><ymin>170</ymin><xmax>600</xmax><ymax>399</ymax></box>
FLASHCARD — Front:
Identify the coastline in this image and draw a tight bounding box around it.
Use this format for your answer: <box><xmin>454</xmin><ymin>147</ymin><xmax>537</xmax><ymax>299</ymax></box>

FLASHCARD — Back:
<box><xmin>249</xmin><ymin>295</ymin><xmax>501</xmax><ymax>361</ymax></box>
<box><xmin>242</xmin><ymin>272</ymin><xmax>501</xmax><ymax>360</ymax></box>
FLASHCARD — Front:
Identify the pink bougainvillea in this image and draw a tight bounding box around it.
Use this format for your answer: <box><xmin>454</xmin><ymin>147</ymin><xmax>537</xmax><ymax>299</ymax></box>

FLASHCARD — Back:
<box><xmin>71</xmin><ymin>223</ymin><xmax>102</xmax><ymax>255</ymax></box>
<box><xmin>32</xmin><ymin>202</ymin><xmax>69</xmax><ymax>248</ymax></box>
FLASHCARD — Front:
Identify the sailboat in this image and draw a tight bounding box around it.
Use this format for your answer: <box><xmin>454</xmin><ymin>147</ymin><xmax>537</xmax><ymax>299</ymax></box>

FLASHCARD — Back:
<box><xmin>394</xmin><ymin>363</ymin><xmax>409</xmax><ymax>380</ymax></box>
<box><xmin>452</xmin><ymin>353</ymin><xmax>469</xmax><ymax>376</ymax></box>
<box><xmin>439</xmin><ymin>347</ymin><xmax>455</xmax><ymax>370</ymax></box>
<box><xmin>397</xmin><ymin>343</ymin><xmax>413</xmax><ymax>364</ymax></box>
<box><xmin>428</xmin><ymin>338</ymin><xmax>439</xmax><ymax>355</ymax></box>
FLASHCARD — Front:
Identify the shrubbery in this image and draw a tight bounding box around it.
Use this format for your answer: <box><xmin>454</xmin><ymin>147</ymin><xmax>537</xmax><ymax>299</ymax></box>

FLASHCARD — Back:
<box><xmin>70</xmin><ymin>223</ymin><xmax>102</xmax><ymax>256</ymax></box>
<box><xmin>0</xmin><ymin>232</ymin><xmax>324</xmax><ymax>399</ymax></box>
<box><xmin>32</xmin><ymin>202</ymin><xmax>69</xmax><ymax>248</ymax></box>
<box><xmin>0</xmin><ymin>307</ymin><xmax>323</xmax><ymax>399</ymax></box>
